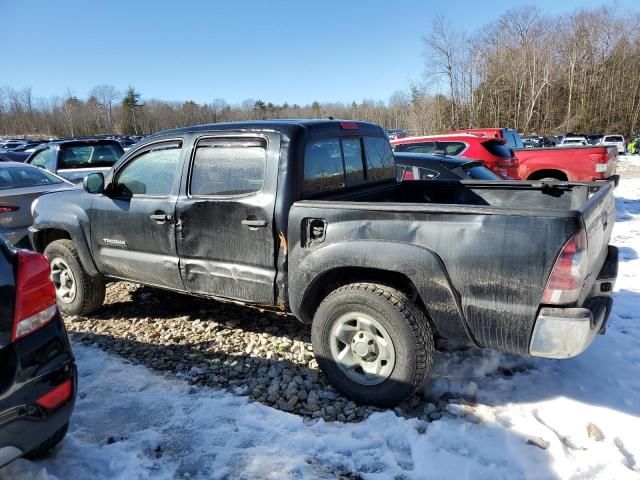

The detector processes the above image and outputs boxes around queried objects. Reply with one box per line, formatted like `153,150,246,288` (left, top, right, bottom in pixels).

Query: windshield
59,143,123,169
604,136,623,142
0,165,63,190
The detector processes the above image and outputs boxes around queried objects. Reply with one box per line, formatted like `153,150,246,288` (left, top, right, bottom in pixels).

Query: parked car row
0,119,620,467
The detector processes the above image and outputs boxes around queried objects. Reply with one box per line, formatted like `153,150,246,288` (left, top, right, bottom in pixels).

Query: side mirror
83,172,104,194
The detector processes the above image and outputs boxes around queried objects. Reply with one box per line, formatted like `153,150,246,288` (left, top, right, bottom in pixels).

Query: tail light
0,206,19,213
12,250,58,342
36,379,72,410
495,158,516,168
403,169,415,180
340,122,359,130
542,229,588,304
590,153,609,173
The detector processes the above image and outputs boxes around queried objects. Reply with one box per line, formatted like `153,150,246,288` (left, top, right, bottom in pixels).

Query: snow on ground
2,180,640,480
618,154,640,170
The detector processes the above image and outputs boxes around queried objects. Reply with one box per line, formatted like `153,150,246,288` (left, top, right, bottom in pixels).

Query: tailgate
579,183,616,303
605,146,618,177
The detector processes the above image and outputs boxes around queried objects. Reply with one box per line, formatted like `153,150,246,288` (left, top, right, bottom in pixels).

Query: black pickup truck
30,120,618,407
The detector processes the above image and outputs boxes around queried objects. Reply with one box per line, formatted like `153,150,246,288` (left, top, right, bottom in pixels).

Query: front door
176,134,278,304
90,139,185,290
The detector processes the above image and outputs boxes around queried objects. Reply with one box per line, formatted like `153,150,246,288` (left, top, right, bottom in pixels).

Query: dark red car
390,133,519,179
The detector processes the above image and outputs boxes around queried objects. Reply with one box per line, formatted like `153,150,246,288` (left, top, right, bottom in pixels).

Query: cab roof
148,119,386,139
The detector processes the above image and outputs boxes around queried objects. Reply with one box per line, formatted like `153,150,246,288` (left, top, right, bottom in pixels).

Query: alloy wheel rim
50,258,77,304
329,312,396,386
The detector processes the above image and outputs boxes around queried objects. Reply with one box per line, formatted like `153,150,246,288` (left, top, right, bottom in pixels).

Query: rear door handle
241,219,268,228
150,212,171,223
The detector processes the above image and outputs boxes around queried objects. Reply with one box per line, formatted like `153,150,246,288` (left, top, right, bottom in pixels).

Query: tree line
1,3,638,138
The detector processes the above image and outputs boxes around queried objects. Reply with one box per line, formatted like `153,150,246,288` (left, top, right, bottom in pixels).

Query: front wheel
311,283,435,407
44,239,105,316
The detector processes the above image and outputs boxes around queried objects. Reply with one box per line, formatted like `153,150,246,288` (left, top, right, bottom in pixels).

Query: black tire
44,239,105,316
311,283,435,407
24,422,69,459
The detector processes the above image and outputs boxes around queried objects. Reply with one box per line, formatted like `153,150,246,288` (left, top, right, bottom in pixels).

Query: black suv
0,236,76,467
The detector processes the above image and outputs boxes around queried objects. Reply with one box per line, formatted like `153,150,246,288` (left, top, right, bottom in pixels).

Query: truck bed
288,180,615,355
313,179,606,213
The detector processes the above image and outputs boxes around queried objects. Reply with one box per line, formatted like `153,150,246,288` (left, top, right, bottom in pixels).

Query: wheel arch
32,219,100,277
526,169,569,181
289,240,475,346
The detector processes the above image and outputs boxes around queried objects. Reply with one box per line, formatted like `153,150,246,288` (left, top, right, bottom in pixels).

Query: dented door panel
175,132,280,304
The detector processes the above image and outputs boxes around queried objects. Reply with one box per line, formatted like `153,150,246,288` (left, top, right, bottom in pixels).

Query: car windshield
59,143,123,169
0,166,63,190
604,136,623,142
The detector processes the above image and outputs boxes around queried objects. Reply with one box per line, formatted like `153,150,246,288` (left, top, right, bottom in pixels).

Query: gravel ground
67,282,443,423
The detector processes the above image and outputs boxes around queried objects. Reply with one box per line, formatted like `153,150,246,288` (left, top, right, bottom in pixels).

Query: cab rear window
303,136,395,195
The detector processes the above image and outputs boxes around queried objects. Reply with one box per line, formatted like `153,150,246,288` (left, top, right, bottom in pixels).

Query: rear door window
190,138,266,196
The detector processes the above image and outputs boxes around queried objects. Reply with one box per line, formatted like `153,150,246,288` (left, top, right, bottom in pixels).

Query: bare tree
90,85,120,132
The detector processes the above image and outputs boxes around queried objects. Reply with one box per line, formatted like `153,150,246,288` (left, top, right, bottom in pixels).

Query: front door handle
241,218,268,228
150,212,171,223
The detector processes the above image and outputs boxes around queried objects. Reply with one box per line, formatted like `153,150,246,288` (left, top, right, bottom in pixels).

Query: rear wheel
44,240,105,316
311,283,435,407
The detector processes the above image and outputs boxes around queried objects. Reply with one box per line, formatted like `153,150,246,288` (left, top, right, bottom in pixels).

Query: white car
558,136,588,147
599,135,625,154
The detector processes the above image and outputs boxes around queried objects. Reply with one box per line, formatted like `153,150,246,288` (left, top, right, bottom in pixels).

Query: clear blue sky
0,0,635,106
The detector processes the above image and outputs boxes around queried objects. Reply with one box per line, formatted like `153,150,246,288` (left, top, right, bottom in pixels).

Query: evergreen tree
121,86,144,134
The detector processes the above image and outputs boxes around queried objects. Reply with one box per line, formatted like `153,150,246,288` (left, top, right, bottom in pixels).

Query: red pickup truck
451,128,619,183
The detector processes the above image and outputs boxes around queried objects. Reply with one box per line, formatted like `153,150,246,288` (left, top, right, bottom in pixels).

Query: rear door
90,139,184,290
175,133,278,304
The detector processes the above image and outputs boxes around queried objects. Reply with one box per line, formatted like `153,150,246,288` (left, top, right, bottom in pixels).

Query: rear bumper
606,174,620,188
0,315,77,467
529,246,618,359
